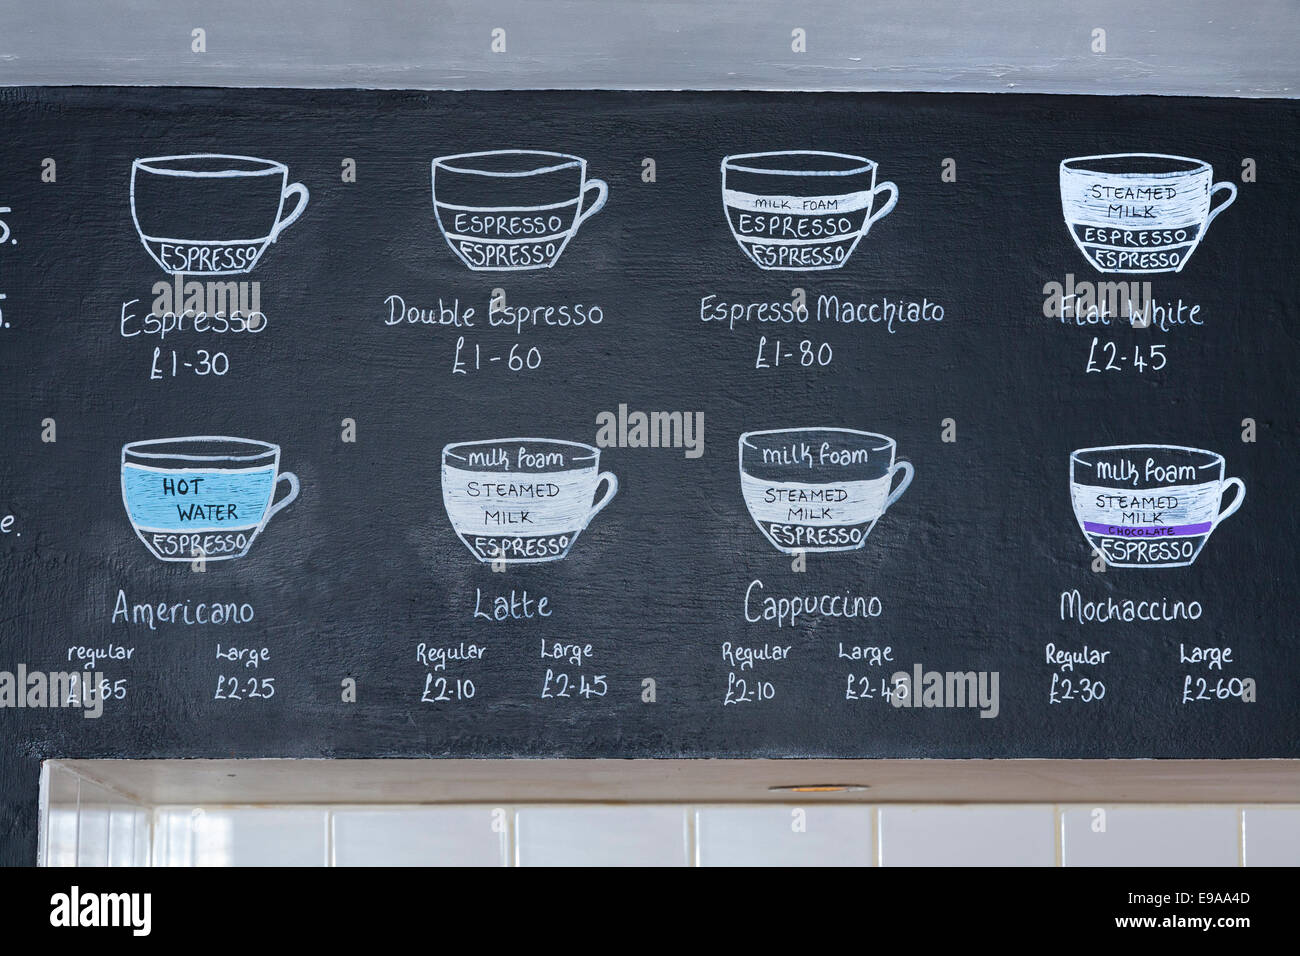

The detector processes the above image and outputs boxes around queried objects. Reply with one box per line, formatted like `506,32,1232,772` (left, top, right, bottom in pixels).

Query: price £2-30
1049,673,1106,703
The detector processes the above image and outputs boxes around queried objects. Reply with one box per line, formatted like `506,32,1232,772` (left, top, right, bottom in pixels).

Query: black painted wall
0,89,1296,864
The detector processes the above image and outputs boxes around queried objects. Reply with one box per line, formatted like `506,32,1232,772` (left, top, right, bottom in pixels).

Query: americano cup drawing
130,154,309,275
1059,153,1236,274
739,428,913,554
441,438,618,563
721,150,898,271
1069,444,1244,568
121,437,300,562
431,150,608,271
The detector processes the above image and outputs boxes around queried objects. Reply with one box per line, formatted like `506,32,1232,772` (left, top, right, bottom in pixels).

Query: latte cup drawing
441,438,618,563
431,150,608,271
721,150,898,271
131,154,309,275
1069,444,1244,568
739,428,913,554
121,437,300,562
1059,153,1236,274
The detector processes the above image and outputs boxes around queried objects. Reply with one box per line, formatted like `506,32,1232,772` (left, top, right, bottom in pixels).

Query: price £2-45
1085,338,1167,374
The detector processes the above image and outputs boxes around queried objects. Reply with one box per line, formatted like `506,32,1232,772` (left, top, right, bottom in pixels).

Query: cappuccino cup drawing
121,437,300,562
131,154,309,275
721,150,898,271
1059,153,1236,274
1069,444,1244,568
431,150,608,271
739,428,913,554
441,438,618,564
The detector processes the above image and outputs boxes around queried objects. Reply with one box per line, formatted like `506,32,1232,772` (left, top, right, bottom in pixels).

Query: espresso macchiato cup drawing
739,428,913,554
121,437,300,562
431,150,608,271
721,150,898,271
131,154,309,275
1059,153,1237,274
441,438,618,564
1069,444,1244,568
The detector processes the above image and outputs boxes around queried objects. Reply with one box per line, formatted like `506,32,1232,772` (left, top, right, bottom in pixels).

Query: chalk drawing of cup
121,437,300,562
130,154,309,275
431,150,608,271
441,438,617,564
739,428,913,554
721,150,898,271
1069,444,1244,568
1059,153,1237,274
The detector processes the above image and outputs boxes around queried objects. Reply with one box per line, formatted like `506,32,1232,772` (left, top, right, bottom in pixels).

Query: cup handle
1215,476,1245,525
864,180,899,232
266,471,300,522
586,471,618,524
575,178,608,228
883,460,914,511
1204,181,1237,232
271,182,310,242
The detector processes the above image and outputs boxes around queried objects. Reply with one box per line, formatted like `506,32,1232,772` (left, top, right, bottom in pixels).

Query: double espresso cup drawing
739,428,913,554
721,150,898,271
121,437,300,562
431,150,608,271
130,153,310,275
441,438,618,564
1069,444,1244,568
1059,153,1236,274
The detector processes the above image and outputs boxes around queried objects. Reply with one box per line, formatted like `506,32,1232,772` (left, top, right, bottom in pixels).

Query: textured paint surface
0,89,1297,867
0,1,1296,95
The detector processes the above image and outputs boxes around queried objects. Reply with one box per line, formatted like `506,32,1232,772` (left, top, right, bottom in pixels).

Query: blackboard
1,89,1297,861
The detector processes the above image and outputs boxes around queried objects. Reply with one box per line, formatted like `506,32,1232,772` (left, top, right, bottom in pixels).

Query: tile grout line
687,806,698,867
1054,804,1064,867
1238,806,1245,867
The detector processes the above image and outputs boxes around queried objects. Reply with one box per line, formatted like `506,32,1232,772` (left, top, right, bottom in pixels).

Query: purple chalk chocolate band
1083,521,1213,538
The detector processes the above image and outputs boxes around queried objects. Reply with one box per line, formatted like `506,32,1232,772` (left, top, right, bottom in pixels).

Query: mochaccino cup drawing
1069,444,1244,568
441,438,618,563
721,150,898,271
739,428,914,554
431,150,608,271
1059,153,1236,274
121,437,300,562
130,154,309,275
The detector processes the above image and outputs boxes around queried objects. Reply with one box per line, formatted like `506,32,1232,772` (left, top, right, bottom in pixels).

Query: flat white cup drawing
441,438,617,563
1059,153,1236,274
131,154,309,275
121,437,300,562
739,428,913,554
721,150,898,271
1069,444,1244,568
431,150,608,271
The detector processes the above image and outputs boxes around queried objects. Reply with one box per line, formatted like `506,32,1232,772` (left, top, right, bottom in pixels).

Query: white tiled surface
879,805,1056,866
333,808,508,866
41,764,1300,867
1243,808,1300,867
696,806,872,866
515,806,690,867
154,808,329,867
1061,806,1241,867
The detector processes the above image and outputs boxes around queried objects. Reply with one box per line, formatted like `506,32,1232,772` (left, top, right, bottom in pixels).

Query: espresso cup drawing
121,437,300,562
1069,444,1244,568
1059,153,1236,274
130,154,309,275
441,438,618,564
431,150,608,271
739,428,913,554
721,150,898,271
